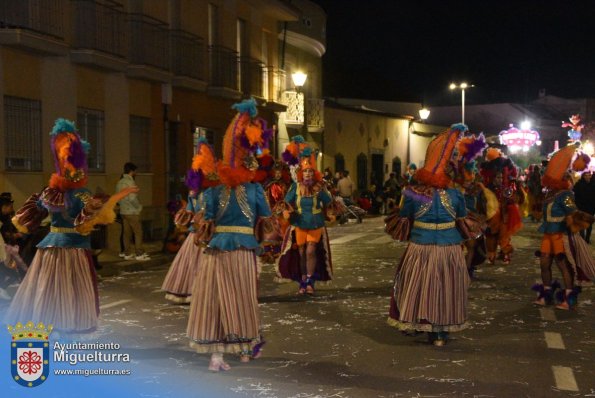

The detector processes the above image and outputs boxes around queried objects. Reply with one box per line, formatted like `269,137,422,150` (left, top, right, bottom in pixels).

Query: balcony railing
208,45,238,90
307,98,324,131
128,13,169,70
0,0,65,39
171,29,205,81
71,0,127,58
239,56,264,97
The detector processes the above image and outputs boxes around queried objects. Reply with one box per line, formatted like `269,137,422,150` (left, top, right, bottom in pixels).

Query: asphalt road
2,217,595,397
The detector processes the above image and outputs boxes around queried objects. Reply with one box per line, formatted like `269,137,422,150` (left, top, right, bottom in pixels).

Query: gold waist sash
215,226,254,234
50,226,79,234
413,221,456,230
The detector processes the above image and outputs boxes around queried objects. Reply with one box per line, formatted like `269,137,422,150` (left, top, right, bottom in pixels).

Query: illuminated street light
418,108,430,121
291,71,307,89
449,82,474,124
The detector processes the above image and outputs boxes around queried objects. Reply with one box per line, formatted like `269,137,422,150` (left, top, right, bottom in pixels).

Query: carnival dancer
186,98,275,371
161,137,218,303
455,134,488,277
386,124,481,346
480,148,524,265
5,119,138,332
276,136,338,295
526,164,545,222
533,144,595,309
259,159,291,264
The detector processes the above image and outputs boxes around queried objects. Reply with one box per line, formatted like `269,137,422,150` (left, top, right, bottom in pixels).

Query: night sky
311,0,595,106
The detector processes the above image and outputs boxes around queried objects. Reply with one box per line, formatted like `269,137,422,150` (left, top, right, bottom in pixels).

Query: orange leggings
540,233,565,255
295,227,323,246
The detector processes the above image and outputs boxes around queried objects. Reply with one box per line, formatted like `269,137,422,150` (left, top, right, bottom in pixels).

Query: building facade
0,0,300,251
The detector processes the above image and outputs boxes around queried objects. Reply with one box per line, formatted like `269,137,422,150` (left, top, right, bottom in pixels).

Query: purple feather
185,169,202,191
462,134,488,162
282,150,299,166
402,187,433,203
68,134,88,170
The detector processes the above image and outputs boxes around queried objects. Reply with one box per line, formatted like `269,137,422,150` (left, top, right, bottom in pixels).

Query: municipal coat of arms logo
7,321,53,387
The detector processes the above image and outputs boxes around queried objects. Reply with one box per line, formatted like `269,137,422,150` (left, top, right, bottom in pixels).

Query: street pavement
2,216,595,397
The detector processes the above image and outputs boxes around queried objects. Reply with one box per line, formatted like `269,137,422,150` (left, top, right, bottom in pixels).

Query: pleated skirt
5,248,99,332
161,232,202,303
388,243,469,332
186,249,260,354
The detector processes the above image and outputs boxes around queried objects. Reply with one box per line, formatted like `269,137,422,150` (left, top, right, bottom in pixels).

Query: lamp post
449,82,473,124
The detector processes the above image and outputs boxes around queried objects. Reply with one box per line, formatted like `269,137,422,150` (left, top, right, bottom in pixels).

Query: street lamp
449,82,474,124
418,108,430,121
291,71,307,91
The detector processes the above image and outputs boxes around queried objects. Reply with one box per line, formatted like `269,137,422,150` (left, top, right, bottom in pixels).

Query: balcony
70,0,128,71
239,57,265,99
127,13,171,82
207,45,240,99
0,0,68,55
170,29,206,92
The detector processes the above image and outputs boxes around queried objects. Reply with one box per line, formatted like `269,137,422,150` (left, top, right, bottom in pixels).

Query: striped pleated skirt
5,248,99,332
186,249,260,354
388,243,469,333
161,232,202,303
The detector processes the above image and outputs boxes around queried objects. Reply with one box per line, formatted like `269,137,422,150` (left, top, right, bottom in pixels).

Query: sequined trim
215,226,254,234
74,191,92,205
216,187,231,222
563,193,576,211
413,221,455,230
414,199,432,218
235,185,254,223
438,189,456,218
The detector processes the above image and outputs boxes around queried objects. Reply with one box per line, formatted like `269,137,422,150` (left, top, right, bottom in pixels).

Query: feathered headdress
281,135,321,182
217,98,273,186
542,143,590,190
414,123,467,188
49,118,90,191
253,150,274,183
456,133,487,184
189,136,219,190
480,147,518,187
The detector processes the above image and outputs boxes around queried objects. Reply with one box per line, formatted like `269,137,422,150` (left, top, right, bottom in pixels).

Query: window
76,108,105,172
4,96,42,171
334,153,345,173
130,115,152,172
357,153,368,191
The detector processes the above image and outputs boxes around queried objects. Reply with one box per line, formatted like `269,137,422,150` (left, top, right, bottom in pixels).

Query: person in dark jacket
573,171,595,243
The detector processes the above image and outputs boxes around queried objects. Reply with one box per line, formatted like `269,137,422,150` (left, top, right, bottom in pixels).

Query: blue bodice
400,188,467,245
204,183,271,251
285,183,332,230
539,190,576,234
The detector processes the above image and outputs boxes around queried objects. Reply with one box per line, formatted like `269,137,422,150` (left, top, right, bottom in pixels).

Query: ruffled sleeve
12,193,49,234
174,209,194,227
193,210,214,246
73,191,119,236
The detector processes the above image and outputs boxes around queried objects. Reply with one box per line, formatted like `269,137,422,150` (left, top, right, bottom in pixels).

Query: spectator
337,170,354,204
116,162,150,261
383,173,400,214
573,171,595,243
323,167,334,188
